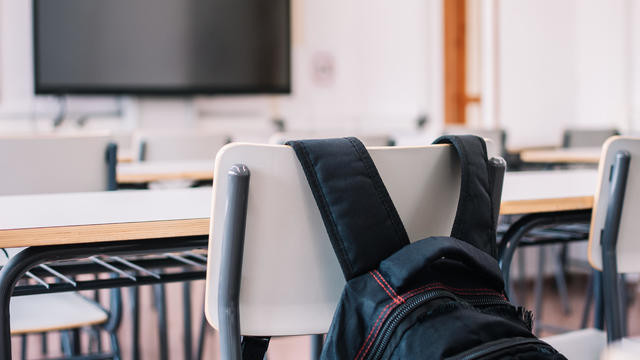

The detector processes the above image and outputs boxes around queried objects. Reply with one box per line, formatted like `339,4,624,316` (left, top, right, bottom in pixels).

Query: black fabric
433,135,496,258
241,336,270,360
286,137,410,280
287,135,564,360
378,236,504,292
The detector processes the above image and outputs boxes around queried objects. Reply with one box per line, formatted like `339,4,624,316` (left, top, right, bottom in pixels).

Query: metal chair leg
533,246,546,334
71,328,81,355
593,270,604,330
619,274,628,337
109,332,122,360
515,249,526,305
61,331,73,357
128,286,140,360
102,277,123,360
21,335,27,360
310,334,324,360
153,284,169,360
552,246,571,315
41,332,47,356
184,281,193,360
580,272,594,329
196,311,208,360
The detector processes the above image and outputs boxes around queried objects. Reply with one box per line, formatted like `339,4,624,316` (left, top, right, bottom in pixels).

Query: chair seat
10,293,108,335
602,338,640,359
543,328,606,360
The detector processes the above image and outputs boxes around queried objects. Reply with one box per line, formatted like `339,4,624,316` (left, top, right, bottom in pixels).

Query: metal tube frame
218,164,250,360
0,235,208,359
498,210,592,298
215,158,506,360
601,151,631,343
497,209,599,331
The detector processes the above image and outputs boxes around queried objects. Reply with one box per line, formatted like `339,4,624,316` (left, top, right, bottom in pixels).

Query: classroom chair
504,136,640,359
0,134,120,358
268,131,395,146
562,128,620,148
204,141,506,359
0,134,117,195
133,130,232,162
109,130,135,163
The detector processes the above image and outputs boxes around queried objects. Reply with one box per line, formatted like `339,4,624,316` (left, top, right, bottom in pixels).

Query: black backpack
285,135,566,360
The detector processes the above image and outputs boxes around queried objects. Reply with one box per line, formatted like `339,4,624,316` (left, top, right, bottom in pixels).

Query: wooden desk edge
0,218,210,248
116,171,213,184
519,151,600,164
500,196,594,215
0,196,595,246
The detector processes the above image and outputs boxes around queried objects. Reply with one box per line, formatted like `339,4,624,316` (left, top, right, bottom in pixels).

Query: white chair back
0,134,113,195
268,131,393,146
563,128,619,148
134,131,231,161
589,136,640,273
109,130,133,153
205,143,464,335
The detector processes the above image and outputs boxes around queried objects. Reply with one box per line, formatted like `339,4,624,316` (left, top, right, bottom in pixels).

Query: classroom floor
12,275,640,359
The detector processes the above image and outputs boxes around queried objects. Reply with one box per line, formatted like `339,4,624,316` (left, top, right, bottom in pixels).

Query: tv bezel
32,0,291,96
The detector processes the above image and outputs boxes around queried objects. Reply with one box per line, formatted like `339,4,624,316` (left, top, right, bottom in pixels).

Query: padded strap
433,135,496,257
287,137,410,281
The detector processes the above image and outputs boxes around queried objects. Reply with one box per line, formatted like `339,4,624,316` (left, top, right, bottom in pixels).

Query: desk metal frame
0,235,208,360
498,149,632,341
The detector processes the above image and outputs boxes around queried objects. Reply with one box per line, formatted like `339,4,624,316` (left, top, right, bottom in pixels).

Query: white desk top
519,147,602,164
0,169,598,247
116,160,214,183
0,187,212,247
501,169,597,214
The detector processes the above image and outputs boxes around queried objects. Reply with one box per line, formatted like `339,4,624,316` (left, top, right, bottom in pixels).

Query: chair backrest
563,128,619,148
0,134,114,196
589,136,640,273
205,142,475,336
134,131,231,161
109,131,133,153
269,131,394,146
443,126,507,158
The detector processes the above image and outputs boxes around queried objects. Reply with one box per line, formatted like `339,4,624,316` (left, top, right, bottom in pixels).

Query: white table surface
0,187,211,230
0,187,212,247
500,169,597,214
502,169,597,202
0,168,599,247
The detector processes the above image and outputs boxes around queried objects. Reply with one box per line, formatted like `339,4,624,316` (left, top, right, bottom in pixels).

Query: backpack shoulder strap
287,137,410,281
433,135,497,257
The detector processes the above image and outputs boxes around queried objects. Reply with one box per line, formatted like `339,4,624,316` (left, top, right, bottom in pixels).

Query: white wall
0,0,441,136
498,0,639,148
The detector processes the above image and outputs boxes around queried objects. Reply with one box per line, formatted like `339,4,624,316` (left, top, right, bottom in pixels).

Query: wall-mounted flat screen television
33,0,290,95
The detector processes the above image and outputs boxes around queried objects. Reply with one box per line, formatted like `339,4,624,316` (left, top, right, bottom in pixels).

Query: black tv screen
33,0,290,95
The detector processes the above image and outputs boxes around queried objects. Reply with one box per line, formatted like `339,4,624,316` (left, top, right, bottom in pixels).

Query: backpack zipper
446,337,553,360
364,289,509,360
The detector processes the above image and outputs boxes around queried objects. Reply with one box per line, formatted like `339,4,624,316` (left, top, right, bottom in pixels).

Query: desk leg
0,247,47,360
153,284,169,360
183,281,192,360
498,210,592,300
0,237,208,360
129,286,140,360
